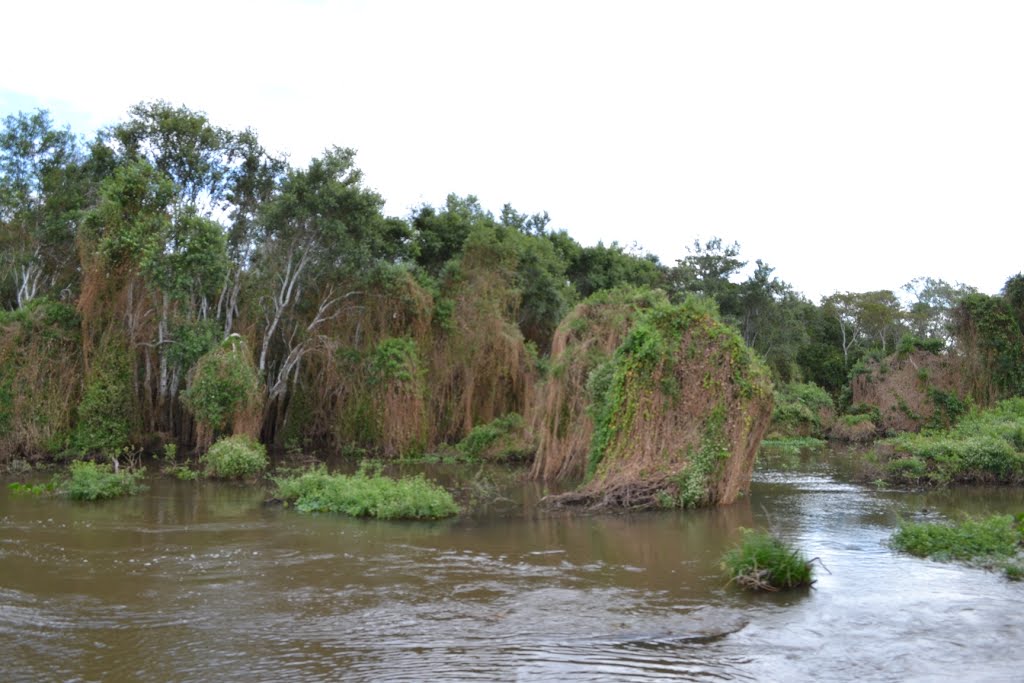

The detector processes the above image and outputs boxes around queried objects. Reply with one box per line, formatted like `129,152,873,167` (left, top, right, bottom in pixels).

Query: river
2,447,1023,682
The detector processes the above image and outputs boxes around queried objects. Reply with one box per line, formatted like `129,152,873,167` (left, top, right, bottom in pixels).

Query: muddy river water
2,449,1023,682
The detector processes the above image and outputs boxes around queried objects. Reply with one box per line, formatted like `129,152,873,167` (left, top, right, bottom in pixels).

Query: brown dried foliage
529,290,663,482
851,349,968,433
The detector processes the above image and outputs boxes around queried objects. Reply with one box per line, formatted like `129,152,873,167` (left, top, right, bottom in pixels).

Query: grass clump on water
890,514,1024,579
272,464,459,520
721,528,815,591
65,460,145,500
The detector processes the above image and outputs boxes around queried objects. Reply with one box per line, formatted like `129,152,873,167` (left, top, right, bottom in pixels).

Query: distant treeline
1,102,1022,459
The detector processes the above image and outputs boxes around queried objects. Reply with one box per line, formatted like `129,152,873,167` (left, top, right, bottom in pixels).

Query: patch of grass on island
272,465,459,520
890,514,1024,580
721,528,815,591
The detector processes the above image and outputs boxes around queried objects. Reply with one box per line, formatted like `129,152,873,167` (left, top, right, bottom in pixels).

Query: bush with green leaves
771,382,835,437
65,460,145,500
181,336,261,434
201,435,268,479
456,412,532,460
273,465,459,519
721,528,815,591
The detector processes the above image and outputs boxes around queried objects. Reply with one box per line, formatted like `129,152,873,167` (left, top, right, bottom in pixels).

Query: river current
2,448,1022,682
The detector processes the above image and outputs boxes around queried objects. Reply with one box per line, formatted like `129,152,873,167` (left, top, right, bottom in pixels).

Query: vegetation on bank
875,398,1024,486
8,459,145,500
201,434,268,479
455,412,534,461
769,382,834,438
721,528,816,591
2,102,1023,489
272,465,459,519
890,514,1024,580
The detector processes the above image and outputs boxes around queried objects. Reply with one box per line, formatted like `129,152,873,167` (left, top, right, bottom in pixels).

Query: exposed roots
542,478,673,512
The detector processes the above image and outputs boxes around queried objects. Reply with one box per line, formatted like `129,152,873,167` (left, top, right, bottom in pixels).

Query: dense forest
2,102,1023,468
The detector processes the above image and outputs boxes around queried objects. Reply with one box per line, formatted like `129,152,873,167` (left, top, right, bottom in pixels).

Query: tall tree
254,147,390,404
902,276,976,344
0,110,83,307
668,237,745,318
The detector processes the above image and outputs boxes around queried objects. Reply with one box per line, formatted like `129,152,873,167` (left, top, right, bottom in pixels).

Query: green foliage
565,240,665,300
759,436,827,455
72,338,133,456
369,337,421,384
881,398,1024,485
586,296,770,480
167,318,220,375
844,403,881,424
85,159,175,272
897,333,944,356
674,406,731,508
8,479,60,496
201,434,268,479
272,465,459,519
181,336,261,432
456,413,531,461
771,382,834,437
890,515,1023,576
65,460,145,500
720,528,814,591
927,388,969,429
953,293,1024,400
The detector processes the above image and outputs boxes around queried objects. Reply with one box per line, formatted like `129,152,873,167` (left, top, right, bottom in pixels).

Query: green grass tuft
721,528,815,591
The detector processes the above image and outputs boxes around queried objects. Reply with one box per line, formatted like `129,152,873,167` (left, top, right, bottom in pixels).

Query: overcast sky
2,0,1022,303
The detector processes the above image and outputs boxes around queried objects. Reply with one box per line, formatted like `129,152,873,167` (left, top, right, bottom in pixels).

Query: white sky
2,0,1022,303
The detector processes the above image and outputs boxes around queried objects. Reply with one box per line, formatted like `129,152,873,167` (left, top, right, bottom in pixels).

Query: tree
736,261,808,381
107,100,234,212
667,237,745,319
565,240,664,299
0,110,84,307
412,194,493,275
903,276,976,344
254,147,389,402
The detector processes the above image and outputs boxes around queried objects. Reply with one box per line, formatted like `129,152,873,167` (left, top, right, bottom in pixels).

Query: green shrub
456,412,532,460
885,456,928,483
273,466,459,520
65,460,145,500
201,435,268,479
720,528,814,591
897,334,945,356
181,336,262,433
771,382,834,437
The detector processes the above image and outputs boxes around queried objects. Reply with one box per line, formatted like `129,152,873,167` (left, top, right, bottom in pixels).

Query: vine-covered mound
530,287,668,482
547,298,773,511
